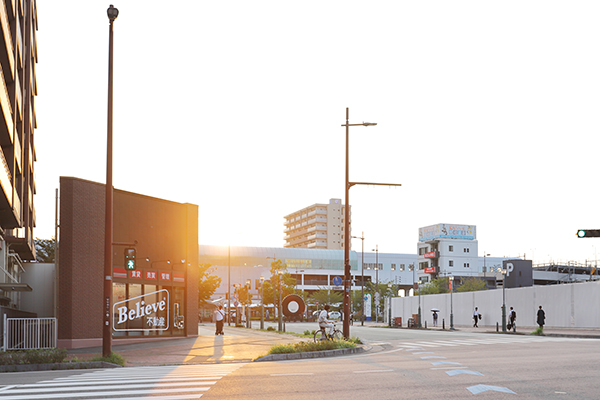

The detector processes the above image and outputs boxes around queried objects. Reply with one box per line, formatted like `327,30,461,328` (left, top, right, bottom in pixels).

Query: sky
33,1,600,265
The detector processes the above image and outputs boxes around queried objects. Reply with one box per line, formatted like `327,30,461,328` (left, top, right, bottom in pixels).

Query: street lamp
342,108,377,338
497,267,507,332
372,245,379,323
449,275,455,330
387,284,393,327
103,4,119,358
246,279,251,328
417,280,422,328
260,276,265,330
351,233,365,325
277,269,284,332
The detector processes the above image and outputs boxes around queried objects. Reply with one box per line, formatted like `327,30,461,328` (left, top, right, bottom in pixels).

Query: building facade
0,0,39,313
58,177,199,349
283,199,348,249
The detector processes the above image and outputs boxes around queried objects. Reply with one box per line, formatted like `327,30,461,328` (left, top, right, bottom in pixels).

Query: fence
3,315,57,350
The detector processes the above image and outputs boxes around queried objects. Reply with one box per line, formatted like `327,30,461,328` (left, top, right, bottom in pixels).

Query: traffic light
576,229,600,238
124,248,136,270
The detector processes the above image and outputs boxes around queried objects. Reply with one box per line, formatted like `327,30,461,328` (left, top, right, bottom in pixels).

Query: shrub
530,326,545,336
90,352,125,366
268,339,356,355
0,348,67,365
266,326,275,331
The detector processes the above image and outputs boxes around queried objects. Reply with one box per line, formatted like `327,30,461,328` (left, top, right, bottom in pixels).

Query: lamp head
107,5,119,22
362,122,377,126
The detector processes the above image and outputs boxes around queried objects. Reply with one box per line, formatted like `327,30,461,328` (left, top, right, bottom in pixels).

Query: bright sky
34,1,600,265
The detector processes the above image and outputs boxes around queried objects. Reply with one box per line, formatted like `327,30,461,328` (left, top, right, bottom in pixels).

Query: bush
0,348,67,365
268,340,356,355
266,326,275,331
530,326,545,336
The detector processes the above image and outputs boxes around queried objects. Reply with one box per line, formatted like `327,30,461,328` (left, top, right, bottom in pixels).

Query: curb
254,345,365,362
0,361,121,373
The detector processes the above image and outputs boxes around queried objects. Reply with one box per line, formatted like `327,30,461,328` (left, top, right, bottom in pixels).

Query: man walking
473,307,480,327
214,305,225,335
508,306,516,331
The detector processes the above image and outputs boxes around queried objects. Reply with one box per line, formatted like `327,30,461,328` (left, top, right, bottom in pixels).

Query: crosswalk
395,335,576,349
0,363,245,400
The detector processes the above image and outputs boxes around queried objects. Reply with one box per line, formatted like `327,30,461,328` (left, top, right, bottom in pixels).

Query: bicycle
313,324,343,342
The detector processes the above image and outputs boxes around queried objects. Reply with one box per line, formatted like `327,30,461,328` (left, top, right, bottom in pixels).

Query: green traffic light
578,230,587,238
577,229,600,238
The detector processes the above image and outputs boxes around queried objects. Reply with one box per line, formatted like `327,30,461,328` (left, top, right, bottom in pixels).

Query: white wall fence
3,315,57,350
389,280,600,329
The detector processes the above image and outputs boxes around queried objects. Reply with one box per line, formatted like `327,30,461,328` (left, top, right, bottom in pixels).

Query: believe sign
113,289,170,331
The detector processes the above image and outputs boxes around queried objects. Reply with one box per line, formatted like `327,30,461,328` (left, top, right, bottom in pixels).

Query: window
409,264,414,271
464,248,470,253
391,263,396,271
449,260,454,267
400,264,405,271
464,263,470,268
449,245,454,252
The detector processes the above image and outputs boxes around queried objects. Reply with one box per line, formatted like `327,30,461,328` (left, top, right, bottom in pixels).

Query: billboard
503,260,533,288
419,223,476,242
113,289,170,331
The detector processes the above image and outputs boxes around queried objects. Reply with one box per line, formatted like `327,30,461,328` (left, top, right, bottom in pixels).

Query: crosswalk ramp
0,363,245,400
397,335,576,349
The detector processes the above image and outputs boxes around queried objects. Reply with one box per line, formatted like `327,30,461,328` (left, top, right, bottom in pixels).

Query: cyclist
318,304,334,338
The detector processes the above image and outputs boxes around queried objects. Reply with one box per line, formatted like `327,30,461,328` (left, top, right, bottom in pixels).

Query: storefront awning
0,283,32,292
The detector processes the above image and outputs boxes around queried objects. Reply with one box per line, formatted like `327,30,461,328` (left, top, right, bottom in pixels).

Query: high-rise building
283,199,349,249
0,1,39,305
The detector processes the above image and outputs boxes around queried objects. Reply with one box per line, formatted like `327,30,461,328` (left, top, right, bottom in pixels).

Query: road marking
270,373,314,376
446,369,484,376
353,369,394,374
420,356,446,359
431,366,468,370
467,384,516,395
431,361,462,366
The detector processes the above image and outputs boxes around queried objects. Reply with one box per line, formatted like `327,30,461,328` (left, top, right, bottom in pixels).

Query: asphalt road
204,323,600,399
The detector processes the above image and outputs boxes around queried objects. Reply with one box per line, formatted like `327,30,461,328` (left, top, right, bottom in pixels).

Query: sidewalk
67,324,307,367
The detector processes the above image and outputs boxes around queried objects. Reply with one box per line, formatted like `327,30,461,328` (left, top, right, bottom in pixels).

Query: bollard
496,322,499,332
424,321,427,329
442,319,445,330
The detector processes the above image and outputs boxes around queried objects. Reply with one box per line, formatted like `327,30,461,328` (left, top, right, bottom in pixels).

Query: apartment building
0,1,39,309
283,199,348,249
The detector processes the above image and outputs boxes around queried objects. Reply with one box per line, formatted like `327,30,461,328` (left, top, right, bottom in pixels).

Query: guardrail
3,315,57,350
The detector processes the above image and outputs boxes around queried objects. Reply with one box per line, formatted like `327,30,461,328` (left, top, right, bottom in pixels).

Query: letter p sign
506,262,514,277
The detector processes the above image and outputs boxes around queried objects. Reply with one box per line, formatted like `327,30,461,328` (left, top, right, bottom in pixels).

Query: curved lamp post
103,4,119,358
449,275,455,330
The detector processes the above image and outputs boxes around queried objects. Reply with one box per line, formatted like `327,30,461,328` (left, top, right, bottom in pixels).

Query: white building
283,199,347,250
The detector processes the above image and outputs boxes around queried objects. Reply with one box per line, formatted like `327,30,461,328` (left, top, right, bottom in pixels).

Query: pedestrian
473,307,480,327
508,306,516,331
214,305,224,335
537,305,545,329
266,309,270,321
433,311,438,327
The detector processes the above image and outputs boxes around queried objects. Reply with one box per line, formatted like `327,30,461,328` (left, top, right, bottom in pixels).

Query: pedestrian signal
577,229,600,238
125,248,136,270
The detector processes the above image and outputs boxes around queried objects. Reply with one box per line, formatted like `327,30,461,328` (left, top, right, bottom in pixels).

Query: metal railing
3,315,57,350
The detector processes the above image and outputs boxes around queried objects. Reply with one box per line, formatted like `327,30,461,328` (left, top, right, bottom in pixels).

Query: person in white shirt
214,305,224,335
473,307,479,327
318,304,334,337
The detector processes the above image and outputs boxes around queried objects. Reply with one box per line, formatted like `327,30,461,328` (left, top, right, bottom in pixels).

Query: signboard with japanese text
419,223,476,242
113,289,170,332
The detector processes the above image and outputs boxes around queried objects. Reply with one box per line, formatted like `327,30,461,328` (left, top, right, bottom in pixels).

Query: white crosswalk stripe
0,363,245,400
398,335,575,349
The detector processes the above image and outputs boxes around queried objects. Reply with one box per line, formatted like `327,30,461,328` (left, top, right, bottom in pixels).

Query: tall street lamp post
341,108,402,338
417,279,422,328
103,4,119,358
449,275,455,330
351,233,365,325
372,245,379,323
277,270,284,332
246,279,251,328
260,276,265,330
498,267,507,332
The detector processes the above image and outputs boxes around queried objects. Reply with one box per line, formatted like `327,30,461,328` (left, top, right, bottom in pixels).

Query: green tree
309,289,343,309
34,238,56,263
456,277,487,293
261,259,296,305
198,264,222,307
418,277,449,295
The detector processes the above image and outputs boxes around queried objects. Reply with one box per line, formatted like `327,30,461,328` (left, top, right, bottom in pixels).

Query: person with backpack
508,307,516,331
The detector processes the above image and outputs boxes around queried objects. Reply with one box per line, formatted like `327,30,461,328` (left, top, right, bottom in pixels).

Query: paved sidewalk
68,324,307,367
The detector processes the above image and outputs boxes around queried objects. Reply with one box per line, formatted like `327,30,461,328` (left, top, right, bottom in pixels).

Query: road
0,323,598,399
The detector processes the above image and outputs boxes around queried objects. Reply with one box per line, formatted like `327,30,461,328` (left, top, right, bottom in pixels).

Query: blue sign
333,276,343,286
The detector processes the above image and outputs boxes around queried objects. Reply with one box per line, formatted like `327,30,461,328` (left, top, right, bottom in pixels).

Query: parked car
328,311,341,320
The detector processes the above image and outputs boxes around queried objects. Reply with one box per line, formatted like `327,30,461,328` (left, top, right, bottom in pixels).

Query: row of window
363,263,415,271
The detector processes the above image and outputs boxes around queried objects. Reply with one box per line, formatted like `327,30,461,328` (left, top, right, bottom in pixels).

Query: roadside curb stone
254,345,366,362
0,361,121,373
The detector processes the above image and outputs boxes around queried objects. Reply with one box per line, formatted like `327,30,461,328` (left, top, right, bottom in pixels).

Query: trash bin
394,317,402,327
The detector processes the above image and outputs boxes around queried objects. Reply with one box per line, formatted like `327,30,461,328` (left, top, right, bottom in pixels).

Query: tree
418,277,449,295
309,289,343,309
34,238,56,263
456,277,487,293
198,264,222,307
261,259,296,306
